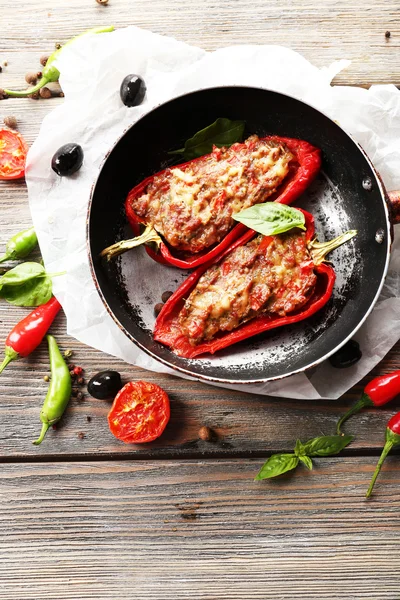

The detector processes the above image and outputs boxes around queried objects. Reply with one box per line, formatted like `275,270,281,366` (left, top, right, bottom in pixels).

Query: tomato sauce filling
178,230,317,345
129,135,293,254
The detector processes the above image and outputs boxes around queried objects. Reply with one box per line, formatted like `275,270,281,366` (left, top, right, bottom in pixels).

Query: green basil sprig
169,118,246,161
255,434,353,480
0,262,64,307
233,202,306,237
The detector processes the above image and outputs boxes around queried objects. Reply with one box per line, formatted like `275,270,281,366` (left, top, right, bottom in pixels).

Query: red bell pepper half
101,136,321,267
153,209,356,358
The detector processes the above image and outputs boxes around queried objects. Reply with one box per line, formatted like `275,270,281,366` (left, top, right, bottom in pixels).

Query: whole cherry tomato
0,128,28,180
108,381,170,443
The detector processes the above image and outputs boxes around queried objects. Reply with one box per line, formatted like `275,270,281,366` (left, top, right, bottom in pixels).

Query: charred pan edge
87,86,392,386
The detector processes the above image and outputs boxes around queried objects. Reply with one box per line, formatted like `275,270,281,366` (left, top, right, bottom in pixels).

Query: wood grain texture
0,328,400,459
0,0,399,87
1,459,400,599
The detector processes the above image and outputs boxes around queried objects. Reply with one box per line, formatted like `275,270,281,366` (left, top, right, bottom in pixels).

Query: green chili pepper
0,227,38,263
5,26,114,98
33,335,72,445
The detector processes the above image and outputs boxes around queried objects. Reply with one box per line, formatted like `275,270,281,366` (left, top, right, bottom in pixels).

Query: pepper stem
0,346,19,375
32,422,50,446
366,440,394,498
0,254,10,264
100,225,162,261
309,230,357,265
336,393,373,435
4,77,49,98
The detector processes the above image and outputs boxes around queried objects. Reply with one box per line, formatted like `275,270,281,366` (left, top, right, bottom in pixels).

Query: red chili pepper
154,209,353,358
0,297,61,374
336,370,400,434
366,411,400,498
122,136,321,269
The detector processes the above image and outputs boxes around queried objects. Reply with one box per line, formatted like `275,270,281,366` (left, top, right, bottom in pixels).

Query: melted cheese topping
178,231,317,345
130,135,293,254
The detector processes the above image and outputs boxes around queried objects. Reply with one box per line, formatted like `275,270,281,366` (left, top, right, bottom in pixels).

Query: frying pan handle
388,191,400,224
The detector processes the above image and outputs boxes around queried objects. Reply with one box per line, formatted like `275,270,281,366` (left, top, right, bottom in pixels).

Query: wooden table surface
1,2,400,598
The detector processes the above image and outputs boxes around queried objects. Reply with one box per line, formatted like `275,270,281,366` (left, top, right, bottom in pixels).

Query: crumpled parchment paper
26,26,400,400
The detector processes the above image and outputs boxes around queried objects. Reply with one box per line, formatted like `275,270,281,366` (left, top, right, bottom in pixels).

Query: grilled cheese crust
130,135,293,254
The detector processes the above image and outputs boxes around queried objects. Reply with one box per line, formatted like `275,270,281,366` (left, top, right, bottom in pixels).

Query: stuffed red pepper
153,209,356,358
101,135,321,267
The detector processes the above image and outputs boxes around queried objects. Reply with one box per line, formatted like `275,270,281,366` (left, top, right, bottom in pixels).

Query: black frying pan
87,86,398,384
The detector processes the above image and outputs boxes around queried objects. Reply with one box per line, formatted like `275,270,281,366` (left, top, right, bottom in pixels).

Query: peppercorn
198,426,214,441
64,349,73,359
3,115,17,129
43,375,50,382
154,302,164,317
96,0,109,4
29,92,39,100
87,416,92,423
59,92,65,98
55,43,62,50
73,366,83,376
68,363,75,370
3,61,8,67
37,71,42,79
25,71,38,85
77,431,85,439
0,66,2,73
0,89,8,100
76,391,84,401
40,55,49,67
39,86,51,99
161,291,173,303
385,30,391,39
77,377,84,385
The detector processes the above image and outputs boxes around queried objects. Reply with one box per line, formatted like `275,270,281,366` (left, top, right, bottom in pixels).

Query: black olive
329,340,362,369
120,74,146,107
51,143,84,176
87,370,123,399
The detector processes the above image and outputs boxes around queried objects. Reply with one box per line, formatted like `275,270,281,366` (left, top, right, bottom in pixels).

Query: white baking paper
25,26,400,399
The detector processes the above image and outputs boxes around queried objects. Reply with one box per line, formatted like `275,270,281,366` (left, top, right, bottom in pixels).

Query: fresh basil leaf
0,262,45,290
169,118,246,160
0,276,52,307
299,455,313,470
301,434,353,457
294,439,306,457
255,453,299,480
233,202,306,237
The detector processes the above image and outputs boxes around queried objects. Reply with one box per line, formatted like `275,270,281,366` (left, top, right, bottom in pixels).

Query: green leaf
0,276,52,307
299,455,313,470
233,203,306,237
0,262,45,290
301,434,353,457
169,118,246,160
294,439,306,457
255,453,299,480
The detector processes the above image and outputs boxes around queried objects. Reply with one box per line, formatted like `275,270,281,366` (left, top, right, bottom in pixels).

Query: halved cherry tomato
0,128,28,180
107,381,170,444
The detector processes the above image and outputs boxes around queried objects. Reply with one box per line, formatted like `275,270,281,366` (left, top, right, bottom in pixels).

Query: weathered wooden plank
0,319,399,459
0,459,399,599
0,0,399,88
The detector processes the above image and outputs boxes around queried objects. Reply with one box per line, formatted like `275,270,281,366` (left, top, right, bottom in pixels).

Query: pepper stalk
308,230,357,265
4,26,114,98
100,224,162,261
366,412,400,498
